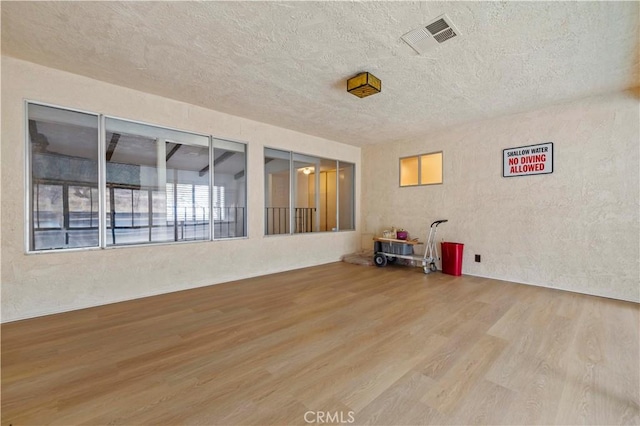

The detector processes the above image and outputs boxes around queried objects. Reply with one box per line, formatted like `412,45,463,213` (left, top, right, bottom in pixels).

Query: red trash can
441,242,464,276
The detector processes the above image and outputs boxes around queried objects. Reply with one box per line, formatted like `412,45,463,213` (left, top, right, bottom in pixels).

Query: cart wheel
423,266,430,274
387,257,397,264
374,254,388,267
430,262,438,272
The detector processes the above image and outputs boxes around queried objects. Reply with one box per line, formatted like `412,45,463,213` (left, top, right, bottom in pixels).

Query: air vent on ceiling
401,14,461,55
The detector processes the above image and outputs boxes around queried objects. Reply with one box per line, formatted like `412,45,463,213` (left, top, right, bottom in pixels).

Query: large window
264,148,355,235
26,102,247,252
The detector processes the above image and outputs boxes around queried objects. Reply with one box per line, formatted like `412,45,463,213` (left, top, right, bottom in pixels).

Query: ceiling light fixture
347,72,381,98
303,168,312,175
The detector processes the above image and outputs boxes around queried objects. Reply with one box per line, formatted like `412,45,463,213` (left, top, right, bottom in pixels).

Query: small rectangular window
400,152,443,187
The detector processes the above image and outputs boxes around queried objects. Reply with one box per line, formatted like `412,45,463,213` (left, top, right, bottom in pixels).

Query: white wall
1,56,361,322
362,90,640,303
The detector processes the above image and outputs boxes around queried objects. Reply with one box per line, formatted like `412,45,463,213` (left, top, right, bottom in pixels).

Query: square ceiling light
347,72,381,98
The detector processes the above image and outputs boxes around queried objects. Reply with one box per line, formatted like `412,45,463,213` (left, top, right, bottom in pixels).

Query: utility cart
373,219,448,274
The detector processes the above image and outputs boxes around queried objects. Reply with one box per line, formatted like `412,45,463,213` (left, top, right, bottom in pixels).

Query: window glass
105,118,209,245
213,139,246,239
35,184,63,229
338,162,355,231
421,152,443,185
150,189,168,242
264,148,291,235
316,159,338,232
28,104,99,250
293,153,319,233
68,186,99,230
400,157,419,186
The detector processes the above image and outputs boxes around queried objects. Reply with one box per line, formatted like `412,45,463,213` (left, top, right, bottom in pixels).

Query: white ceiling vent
401,14,461,54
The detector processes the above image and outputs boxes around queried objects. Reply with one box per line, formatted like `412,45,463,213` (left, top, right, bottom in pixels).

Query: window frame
263,147,292,236
263,146,356,236
337,161,356,231
103,114,213,247
399,151,443,187
25,101,101,253
24,100,248,254
211,137,248,240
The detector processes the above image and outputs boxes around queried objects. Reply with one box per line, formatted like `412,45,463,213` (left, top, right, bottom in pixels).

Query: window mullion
173,171,178,242
209,136,214,241
335,160,340,231
148,189,153,243
98,114,107,248
315,160,320,232
289,151,294,235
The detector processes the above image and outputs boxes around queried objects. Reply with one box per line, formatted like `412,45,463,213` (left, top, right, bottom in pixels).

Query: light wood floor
2,262,639,425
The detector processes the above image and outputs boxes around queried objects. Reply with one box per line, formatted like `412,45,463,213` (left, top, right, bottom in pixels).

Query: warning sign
503,142,553,177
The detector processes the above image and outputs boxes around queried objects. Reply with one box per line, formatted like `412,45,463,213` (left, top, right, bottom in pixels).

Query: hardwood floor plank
555,298,640,425
356,370,438,425
422,334,507,414
416,318,493,380
450,379,516,425
499,357,567,425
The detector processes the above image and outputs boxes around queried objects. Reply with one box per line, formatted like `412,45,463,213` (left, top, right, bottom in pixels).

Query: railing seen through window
102,184,245,245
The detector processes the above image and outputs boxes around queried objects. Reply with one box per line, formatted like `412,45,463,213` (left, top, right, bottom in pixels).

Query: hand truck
373,219,448,274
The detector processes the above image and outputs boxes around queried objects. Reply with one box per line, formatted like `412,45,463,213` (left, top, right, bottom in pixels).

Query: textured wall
1,57,361,322
362,90,640,302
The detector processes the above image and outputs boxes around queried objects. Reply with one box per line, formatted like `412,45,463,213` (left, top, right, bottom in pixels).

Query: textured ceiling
2,1,638,147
